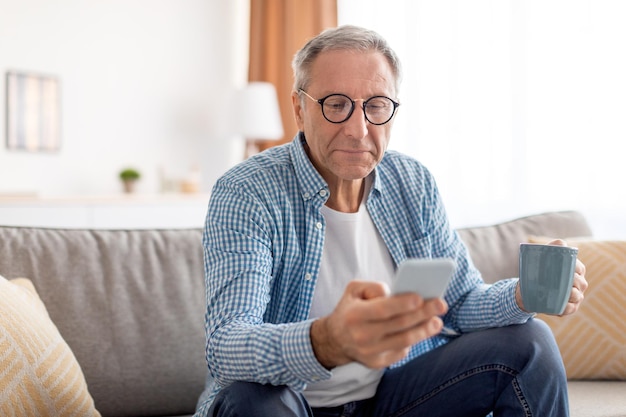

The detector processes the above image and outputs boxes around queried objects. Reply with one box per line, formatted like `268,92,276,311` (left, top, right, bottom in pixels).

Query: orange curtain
248,0,337,153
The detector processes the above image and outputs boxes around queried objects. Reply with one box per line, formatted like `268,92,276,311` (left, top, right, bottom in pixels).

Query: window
339,0,626,238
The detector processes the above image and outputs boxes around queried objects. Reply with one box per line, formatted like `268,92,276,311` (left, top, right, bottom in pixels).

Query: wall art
5,71,61,152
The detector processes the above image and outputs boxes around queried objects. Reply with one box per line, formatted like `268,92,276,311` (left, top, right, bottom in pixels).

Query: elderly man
194,25,587,417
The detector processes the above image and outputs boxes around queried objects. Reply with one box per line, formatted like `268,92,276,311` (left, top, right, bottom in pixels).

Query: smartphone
392,258,456,299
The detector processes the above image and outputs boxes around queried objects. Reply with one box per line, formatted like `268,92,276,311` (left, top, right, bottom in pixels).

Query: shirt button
319,189,327,197
303,192,311,199
315,222,323,230
304,273,312,281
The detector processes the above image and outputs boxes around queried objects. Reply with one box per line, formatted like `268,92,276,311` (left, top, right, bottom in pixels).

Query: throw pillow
0,276,101,416
527,237,626,380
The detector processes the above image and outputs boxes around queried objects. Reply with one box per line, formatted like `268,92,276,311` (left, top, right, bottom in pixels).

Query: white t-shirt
304,181,395,407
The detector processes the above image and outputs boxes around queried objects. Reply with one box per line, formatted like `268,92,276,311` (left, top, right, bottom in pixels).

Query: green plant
119,168,141,181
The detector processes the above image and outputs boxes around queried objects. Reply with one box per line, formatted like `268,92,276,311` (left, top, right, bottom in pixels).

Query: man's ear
291,91,305,131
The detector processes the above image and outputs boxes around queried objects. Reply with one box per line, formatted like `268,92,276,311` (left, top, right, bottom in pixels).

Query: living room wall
0,0,248,196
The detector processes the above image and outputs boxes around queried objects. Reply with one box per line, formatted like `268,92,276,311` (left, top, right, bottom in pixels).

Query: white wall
0,0,249,196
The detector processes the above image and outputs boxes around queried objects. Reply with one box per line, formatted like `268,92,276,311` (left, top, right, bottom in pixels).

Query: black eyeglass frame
298,89,400,126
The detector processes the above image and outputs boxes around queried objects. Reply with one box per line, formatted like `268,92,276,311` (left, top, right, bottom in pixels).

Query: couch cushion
0,276,100,416
0,227,207,417
457,211,593,284
568,381,626,417
529,237,626,380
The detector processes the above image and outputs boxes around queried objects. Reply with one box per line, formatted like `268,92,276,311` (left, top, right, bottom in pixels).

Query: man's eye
325,100,350,112
366,99,390,110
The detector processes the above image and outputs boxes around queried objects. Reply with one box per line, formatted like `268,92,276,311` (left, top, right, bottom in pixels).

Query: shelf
0,193,210,229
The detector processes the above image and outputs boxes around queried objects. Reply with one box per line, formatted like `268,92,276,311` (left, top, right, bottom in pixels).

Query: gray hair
292,25,402,95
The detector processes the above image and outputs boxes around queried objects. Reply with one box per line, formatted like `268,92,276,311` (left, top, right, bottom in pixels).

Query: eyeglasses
298,89,400,125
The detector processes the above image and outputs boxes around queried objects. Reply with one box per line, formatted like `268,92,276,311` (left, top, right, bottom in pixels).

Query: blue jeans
207,319,568,417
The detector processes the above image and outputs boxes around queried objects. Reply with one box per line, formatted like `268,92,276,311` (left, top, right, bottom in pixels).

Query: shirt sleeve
451,278,534,331
413,166,534,332
203,180,331,390
431,218,533,330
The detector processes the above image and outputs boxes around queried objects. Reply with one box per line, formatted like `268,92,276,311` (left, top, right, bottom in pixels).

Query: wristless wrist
310,317,343,370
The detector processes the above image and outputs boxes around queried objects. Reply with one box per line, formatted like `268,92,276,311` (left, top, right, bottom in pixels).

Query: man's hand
310,280,448,370
515,239,588,316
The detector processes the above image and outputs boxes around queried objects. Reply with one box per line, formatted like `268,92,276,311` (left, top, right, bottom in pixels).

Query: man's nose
343,104,369,138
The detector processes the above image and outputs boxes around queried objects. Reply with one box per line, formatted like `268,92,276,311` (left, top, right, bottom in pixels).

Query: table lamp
232,81,284,158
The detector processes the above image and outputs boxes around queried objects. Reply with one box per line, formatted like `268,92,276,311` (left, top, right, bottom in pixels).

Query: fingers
343,307,446,369
365,315,444,356
347,280,390,300
313,281,449,370
353,316,445,369
574,271,588,294
345,280,445,322
544,240,590,317
561,289,584,316
575,259,587,283
347,296,447,337
567,281,585,305
560,267,589,316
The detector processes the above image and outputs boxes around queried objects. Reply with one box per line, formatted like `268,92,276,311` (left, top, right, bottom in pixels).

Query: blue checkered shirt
194,133,532,415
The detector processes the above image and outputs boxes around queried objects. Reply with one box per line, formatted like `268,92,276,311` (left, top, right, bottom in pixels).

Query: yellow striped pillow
527,238,626,380
0,276,101,416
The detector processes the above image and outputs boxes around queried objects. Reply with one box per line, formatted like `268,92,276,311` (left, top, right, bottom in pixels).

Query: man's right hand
310,280,448,370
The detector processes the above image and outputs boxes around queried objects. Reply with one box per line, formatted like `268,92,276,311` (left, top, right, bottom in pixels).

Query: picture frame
5,71,61,152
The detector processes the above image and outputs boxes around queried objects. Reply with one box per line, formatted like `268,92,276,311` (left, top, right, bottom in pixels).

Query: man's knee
208,382,312,417
493,319,565,373
512,319,561,355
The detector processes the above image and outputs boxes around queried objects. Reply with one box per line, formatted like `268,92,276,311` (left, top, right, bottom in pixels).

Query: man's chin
332,165,375,181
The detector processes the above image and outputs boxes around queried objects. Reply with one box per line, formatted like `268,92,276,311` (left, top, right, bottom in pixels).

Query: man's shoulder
379,150,431,179
209,141,311,210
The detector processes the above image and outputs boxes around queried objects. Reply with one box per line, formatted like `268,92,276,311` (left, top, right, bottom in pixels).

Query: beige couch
0,210,623,416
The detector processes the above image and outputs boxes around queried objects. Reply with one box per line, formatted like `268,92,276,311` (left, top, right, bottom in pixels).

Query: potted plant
119,168,141,193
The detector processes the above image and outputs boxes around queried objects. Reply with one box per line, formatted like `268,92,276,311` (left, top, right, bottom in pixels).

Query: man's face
292,50,397,186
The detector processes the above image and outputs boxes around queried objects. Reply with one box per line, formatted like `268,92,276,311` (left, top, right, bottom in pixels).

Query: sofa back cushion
0,227,206,417
457,211,592,283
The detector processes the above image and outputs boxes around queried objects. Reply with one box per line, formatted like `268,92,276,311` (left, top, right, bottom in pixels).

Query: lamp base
244,140,261,159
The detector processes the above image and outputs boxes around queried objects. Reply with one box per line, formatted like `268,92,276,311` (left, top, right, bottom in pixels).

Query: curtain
248,0,337,153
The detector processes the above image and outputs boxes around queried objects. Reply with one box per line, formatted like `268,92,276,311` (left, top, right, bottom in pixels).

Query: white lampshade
233,82,284,140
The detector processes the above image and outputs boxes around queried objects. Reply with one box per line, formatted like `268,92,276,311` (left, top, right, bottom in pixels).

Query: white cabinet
0,194,209,229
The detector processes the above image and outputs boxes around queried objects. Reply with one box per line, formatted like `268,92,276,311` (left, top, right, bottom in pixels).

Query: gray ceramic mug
519,243,578,315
